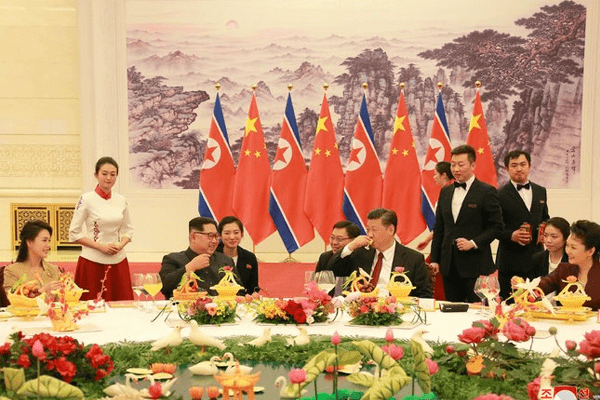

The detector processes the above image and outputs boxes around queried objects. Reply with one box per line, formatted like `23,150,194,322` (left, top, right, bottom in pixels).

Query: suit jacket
216,243,259,293
315,250,335,273
531,250,569,278
496,181,549,277
329,241,433,298
159,247,239,298
431,178,504,278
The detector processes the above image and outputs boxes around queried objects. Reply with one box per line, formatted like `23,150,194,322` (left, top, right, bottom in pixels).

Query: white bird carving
538,347,559,397
189,355,221,375
245,327,271,346
411,328,434,357
188,320,226,350
275,376,308,398
286,327,310,346
103,373,141,397
150,327,183,351
221,352,253,374
139,377,177,398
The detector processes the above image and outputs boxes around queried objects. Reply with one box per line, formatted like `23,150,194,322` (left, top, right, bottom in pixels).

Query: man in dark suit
496,150,549,299
315,221,360,273
430,145,504,303
329,208,432,298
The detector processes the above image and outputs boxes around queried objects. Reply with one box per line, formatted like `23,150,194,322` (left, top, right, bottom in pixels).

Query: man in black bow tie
496,150,549,299
430,145,504,302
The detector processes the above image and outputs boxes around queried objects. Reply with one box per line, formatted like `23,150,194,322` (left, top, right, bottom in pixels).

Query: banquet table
1,301,596,353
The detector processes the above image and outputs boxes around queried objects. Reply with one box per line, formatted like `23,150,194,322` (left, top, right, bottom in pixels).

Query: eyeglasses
193,231,220,241
330,235,350,243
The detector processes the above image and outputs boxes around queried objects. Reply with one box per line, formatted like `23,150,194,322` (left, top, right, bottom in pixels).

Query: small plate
126,368,153,375
152,372,173,380
338,363,362,374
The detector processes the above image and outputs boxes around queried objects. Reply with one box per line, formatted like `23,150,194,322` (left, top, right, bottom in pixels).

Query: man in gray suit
160,216,242,298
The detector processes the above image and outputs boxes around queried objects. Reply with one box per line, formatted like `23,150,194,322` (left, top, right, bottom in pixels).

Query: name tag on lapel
467,204,477,208
246,264,252,269
539,200,545,204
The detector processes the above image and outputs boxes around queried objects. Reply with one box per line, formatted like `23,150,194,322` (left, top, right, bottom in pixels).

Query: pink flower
32,339,46,360
474,319,499,339
382,343,404,360
223,266,233,272
595,362,600,375
205,303,217,316
566,340,577,351
288,368,307,384
385,328,394,343
445,345,455,354
331,331,341,346
458,327,486,344
502,318,533,342
579,330,600,359
526,377,541,400
346,291,361,302
425,358,438,375
394,266,405,273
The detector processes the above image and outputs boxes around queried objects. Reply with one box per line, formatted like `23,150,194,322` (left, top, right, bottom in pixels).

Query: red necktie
370,252,384,286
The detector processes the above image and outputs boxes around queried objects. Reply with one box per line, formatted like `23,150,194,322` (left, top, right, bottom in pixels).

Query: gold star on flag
244,150,251,156
393,115,406,134
315,148,321,155
469,114,481,133
316,116,328,134
402,149,409,156
412,141,416,148
478,147,484,154
392,148,399,155
245,117,258,136
325,149,331,157
254,150,261,158
334,143,338,149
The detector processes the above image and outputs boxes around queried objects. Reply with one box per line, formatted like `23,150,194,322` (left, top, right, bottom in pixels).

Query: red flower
445,345,455,354
579,330,600,359
566,340,577,351
54,357,77,383
382,343,404,360
17,354,31,368
474,319,499,339
502,318,534,342
426,358,438,375
94,368,108,381
360,305,369,314
148,382,162,399
293,310,307,324
526,377,541,400
0,343,11,355
458,327,486,344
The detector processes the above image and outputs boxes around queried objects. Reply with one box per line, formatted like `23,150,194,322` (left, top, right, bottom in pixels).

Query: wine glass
314,271,336,294
132,273,146,310
143,273,162,312
473,276,488,315
483,275,500,315
304,271,316,287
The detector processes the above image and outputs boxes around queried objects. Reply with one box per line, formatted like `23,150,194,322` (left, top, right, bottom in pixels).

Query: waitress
69,156,134,301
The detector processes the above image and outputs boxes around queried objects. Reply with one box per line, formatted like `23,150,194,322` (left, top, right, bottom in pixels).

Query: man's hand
186,253,211,273
429,262,440,275
455,238,475,251
511,229,531,246
348,235,373,251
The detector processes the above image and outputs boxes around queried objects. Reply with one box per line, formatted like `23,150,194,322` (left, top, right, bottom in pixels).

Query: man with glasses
160,216,242,298
315,221,360,273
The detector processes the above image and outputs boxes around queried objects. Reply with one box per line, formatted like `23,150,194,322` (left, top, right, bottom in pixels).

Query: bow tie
517,183,530,191
454,181,467,189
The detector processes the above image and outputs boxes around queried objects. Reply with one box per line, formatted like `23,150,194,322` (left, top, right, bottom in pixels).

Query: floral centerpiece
179,296,237,325
211,266,243,301
345,291,405,326
252,281,334,324
0,331,114,387
387,266,415,299
46,274,94,332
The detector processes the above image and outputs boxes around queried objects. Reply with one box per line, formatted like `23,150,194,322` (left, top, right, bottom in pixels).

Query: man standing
315,221,360,272
496,150,549,299
330,208,433,298
430,145,504,302
160,216,242,298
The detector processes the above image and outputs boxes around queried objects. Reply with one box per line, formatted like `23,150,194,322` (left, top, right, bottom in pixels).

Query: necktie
517,183,530,191
454,181,467,189
370,252,384,286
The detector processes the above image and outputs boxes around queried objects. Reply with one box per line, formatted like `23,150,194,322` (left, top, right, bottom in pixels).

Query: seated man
315,220,360,272
160,216,243,298
330,208,433,298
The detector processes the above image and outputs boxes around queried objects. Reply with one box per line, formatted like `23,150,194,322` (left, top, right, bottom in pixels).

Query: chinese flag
383,89,426,244
232,92,276,245
304,93,345,245
269,93,314,253
421,90,452,230
466,89,498,187
198,92,236,221
343,93,382,234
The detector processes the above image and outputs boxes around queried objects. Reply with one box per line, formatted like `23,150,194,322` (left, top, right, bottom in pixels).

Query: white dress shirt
339,241,397,294
451,174,476,222
512,180,532,211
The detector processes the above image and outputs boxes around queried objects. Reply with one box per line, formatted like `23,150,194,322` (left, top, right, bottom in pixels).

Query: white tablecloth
1,302,596,353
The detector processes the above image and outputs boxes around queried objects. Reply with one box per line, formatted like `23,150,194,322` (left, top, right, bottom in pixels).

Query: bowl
556,295,589,309
387,285,415,299
7,292,45,308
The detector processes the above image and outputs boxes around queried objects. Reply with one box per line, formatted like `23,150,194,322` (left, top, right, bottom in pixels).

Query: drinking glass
132,273,146,310
483,275,500,315
143,273,162,312
473,276,488,315
314,271,336,293
304,271,316,286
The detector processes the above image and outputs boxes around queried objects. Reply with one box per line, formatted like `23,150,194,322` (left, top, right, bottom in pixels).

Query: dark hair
570,220,600,261
218,216,244,235
95,156,119,174
189,216,217,233
503,150,531,168
545,217,570,244
16,220,53,262
332,220,360,239
435,161,454,180
451,144,476,163
367,208,397,232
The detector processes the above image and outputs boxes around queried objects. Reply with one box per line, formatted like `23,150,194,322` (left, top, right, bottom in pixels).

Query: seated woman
216,216,259,293
538,220,600,310
3,220,62,298
531,217,570,277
